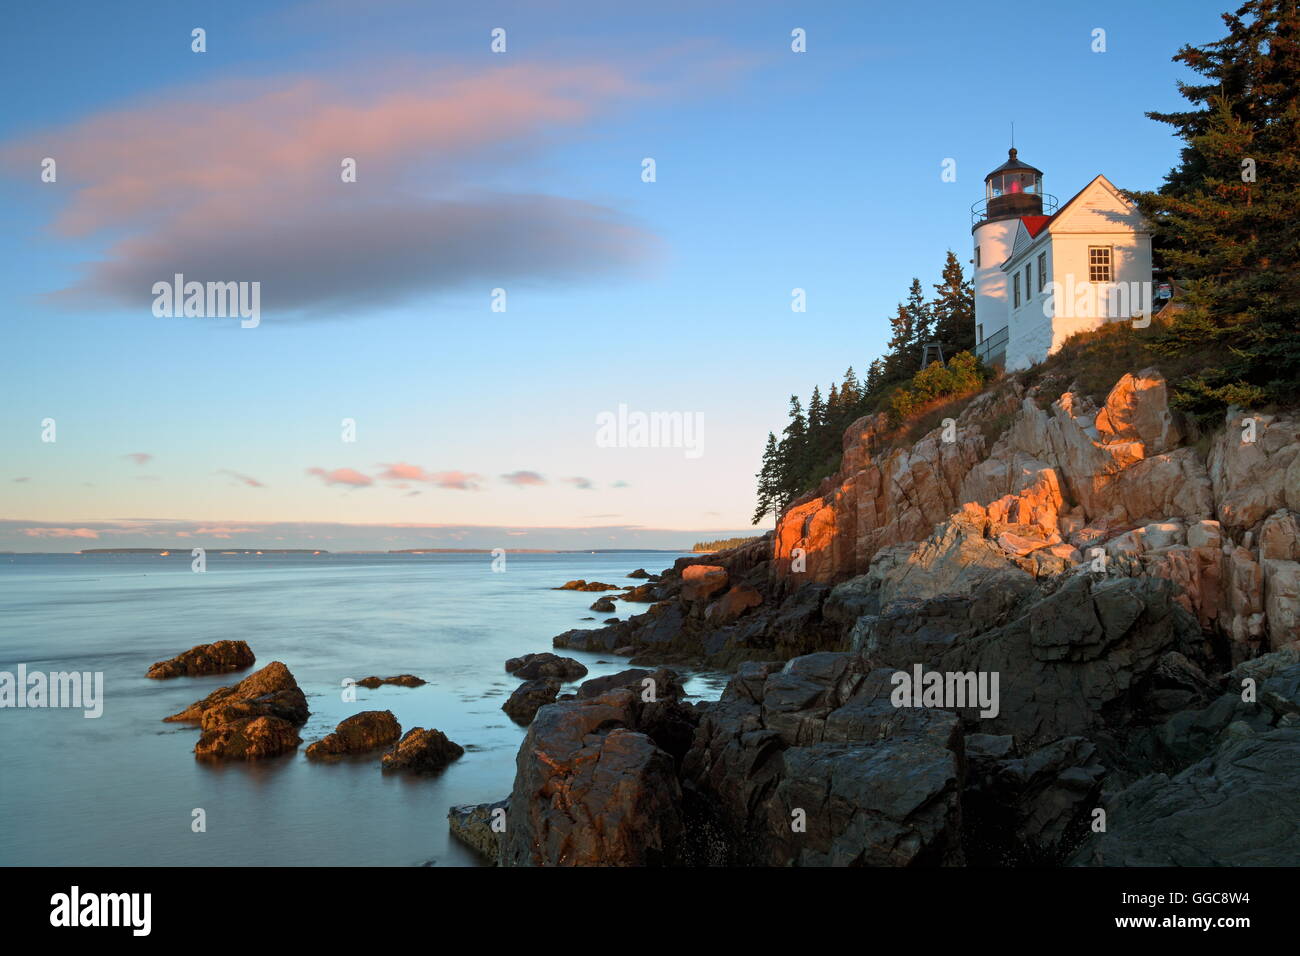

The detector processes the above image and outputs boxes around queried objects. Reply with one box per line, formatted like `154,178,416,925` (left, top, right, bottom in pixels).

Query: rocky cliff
456,366,1300,867
774,368,1299,663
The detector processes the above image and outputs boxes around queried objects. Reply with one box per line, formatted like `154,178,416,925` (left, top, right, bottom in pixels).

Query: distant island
387,548,688,554
64,547,692,556
78,548,326,555
692,536,762,552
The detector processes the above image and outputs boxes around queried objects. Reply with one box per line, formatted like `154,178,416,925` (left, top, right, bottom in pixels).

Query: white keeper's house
970,148,1154,372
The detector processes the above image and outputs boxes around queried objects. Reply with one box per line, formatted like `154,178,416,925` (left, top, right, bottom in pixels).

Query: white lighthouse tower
971,148,1056,367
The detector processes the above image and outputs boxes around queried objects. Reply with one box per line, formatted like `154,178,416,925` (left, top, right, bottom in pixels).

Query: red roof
1020,215,1051,238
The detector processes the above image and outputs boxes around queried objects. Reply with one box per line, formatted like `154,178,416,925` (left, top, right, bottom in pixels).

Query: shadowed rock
355,674,425,688
1071,727,1300,866
499,689,684,866
504,652,587,681
448,799,509,862
502,678,561,724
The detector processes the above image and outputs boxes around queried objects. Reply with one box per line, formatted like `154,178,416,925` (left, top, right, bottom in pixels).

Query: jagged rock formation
774,370,1298,659
478,366,1300,866
497,687,689,866
165,661,309,760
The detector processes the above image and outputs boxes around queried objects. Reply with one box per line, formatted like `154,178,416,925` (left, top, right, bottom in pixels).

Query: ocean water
0,551,725,866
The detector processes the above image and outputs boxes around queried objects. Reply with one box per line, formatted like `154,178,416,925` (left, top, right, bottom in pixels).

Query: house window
1025,264,1032,300
1088,246,1112,282
975,246,981,268
1013,273,1021,308
977,323,984,343
1037,252,1047,291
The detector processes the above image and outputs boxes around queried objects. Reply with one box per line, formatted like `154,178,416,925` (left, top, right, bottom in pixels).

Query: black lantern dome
981,148,1044,221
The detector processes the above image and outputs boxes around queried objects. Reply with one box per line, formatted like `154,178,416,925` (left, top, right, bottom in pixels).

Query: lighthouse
971,148,1056,368
966,148,1154,372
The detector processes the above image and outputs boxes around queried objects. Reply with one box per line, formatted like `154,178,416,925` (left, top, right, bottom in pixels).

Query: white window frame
1088,246,1113,283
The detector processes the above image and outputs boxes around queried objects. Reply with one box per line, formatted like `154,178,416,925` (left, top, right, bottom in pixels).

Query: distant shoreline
1,548,694,556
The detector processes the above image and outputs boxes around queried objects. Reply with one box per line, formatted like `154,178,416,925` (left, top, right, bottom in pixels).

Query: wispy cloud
501,470,546,487
377,463,483,490
429,470,483,491
124,453,152,465
562,476,594,490
20,527,100,539
307,467,373,487
218,470,265,488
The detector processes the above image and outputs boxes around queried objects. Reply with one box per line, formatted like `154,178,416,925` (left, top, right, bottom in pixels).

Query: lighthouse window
1037,253,1047,291
1089,246,1112,282
975,246,981,267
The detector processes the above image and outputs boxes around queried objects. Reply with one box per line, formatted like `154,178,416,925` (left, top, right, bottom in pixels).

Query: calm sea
0,551,725,866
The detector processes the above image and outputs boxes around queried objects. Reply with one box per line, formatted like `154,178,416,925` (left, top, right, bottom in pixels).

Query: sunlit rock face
772,366,1300,656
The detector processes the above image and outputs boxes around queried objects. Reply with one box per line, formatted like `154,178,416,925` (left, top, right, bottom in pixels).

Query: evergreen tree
864,358,886,395
778,395,808,503
884,300,915,381
930,250,975,355
1132,0,1300,418
840,366,860,405
905,278,933,361
807,385,826,435
752,432,781,525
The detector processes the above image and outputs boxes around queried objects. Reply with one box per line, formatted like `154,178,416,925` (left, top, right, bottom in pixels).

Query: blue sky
0,0,1230,551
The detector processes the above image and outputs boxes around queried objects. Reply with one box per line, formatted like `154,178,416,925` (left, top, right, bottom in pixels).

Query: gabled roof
1021,215,1051,238
998,175,1145,271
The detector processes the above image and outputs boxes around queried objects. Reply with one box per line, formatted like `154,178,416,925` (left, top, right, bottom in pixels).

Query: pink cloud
377,462,430,482
307,467,373,487
377,464,483,490
430,471,483,491
501,470,546,487
6,65,662,317
125,453,152,465
21,527,99,539
562,476,594,490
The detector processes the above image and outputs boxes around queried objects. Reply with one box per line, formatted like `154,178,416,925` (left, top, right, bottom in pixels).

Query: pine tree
930,250,975,355
778,395,808,503
752,432,781,524
807,385,826,435
884,300,915,381
905,278,933,362
840,367,860,405
864,358,886,395
1132,0,1300,418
